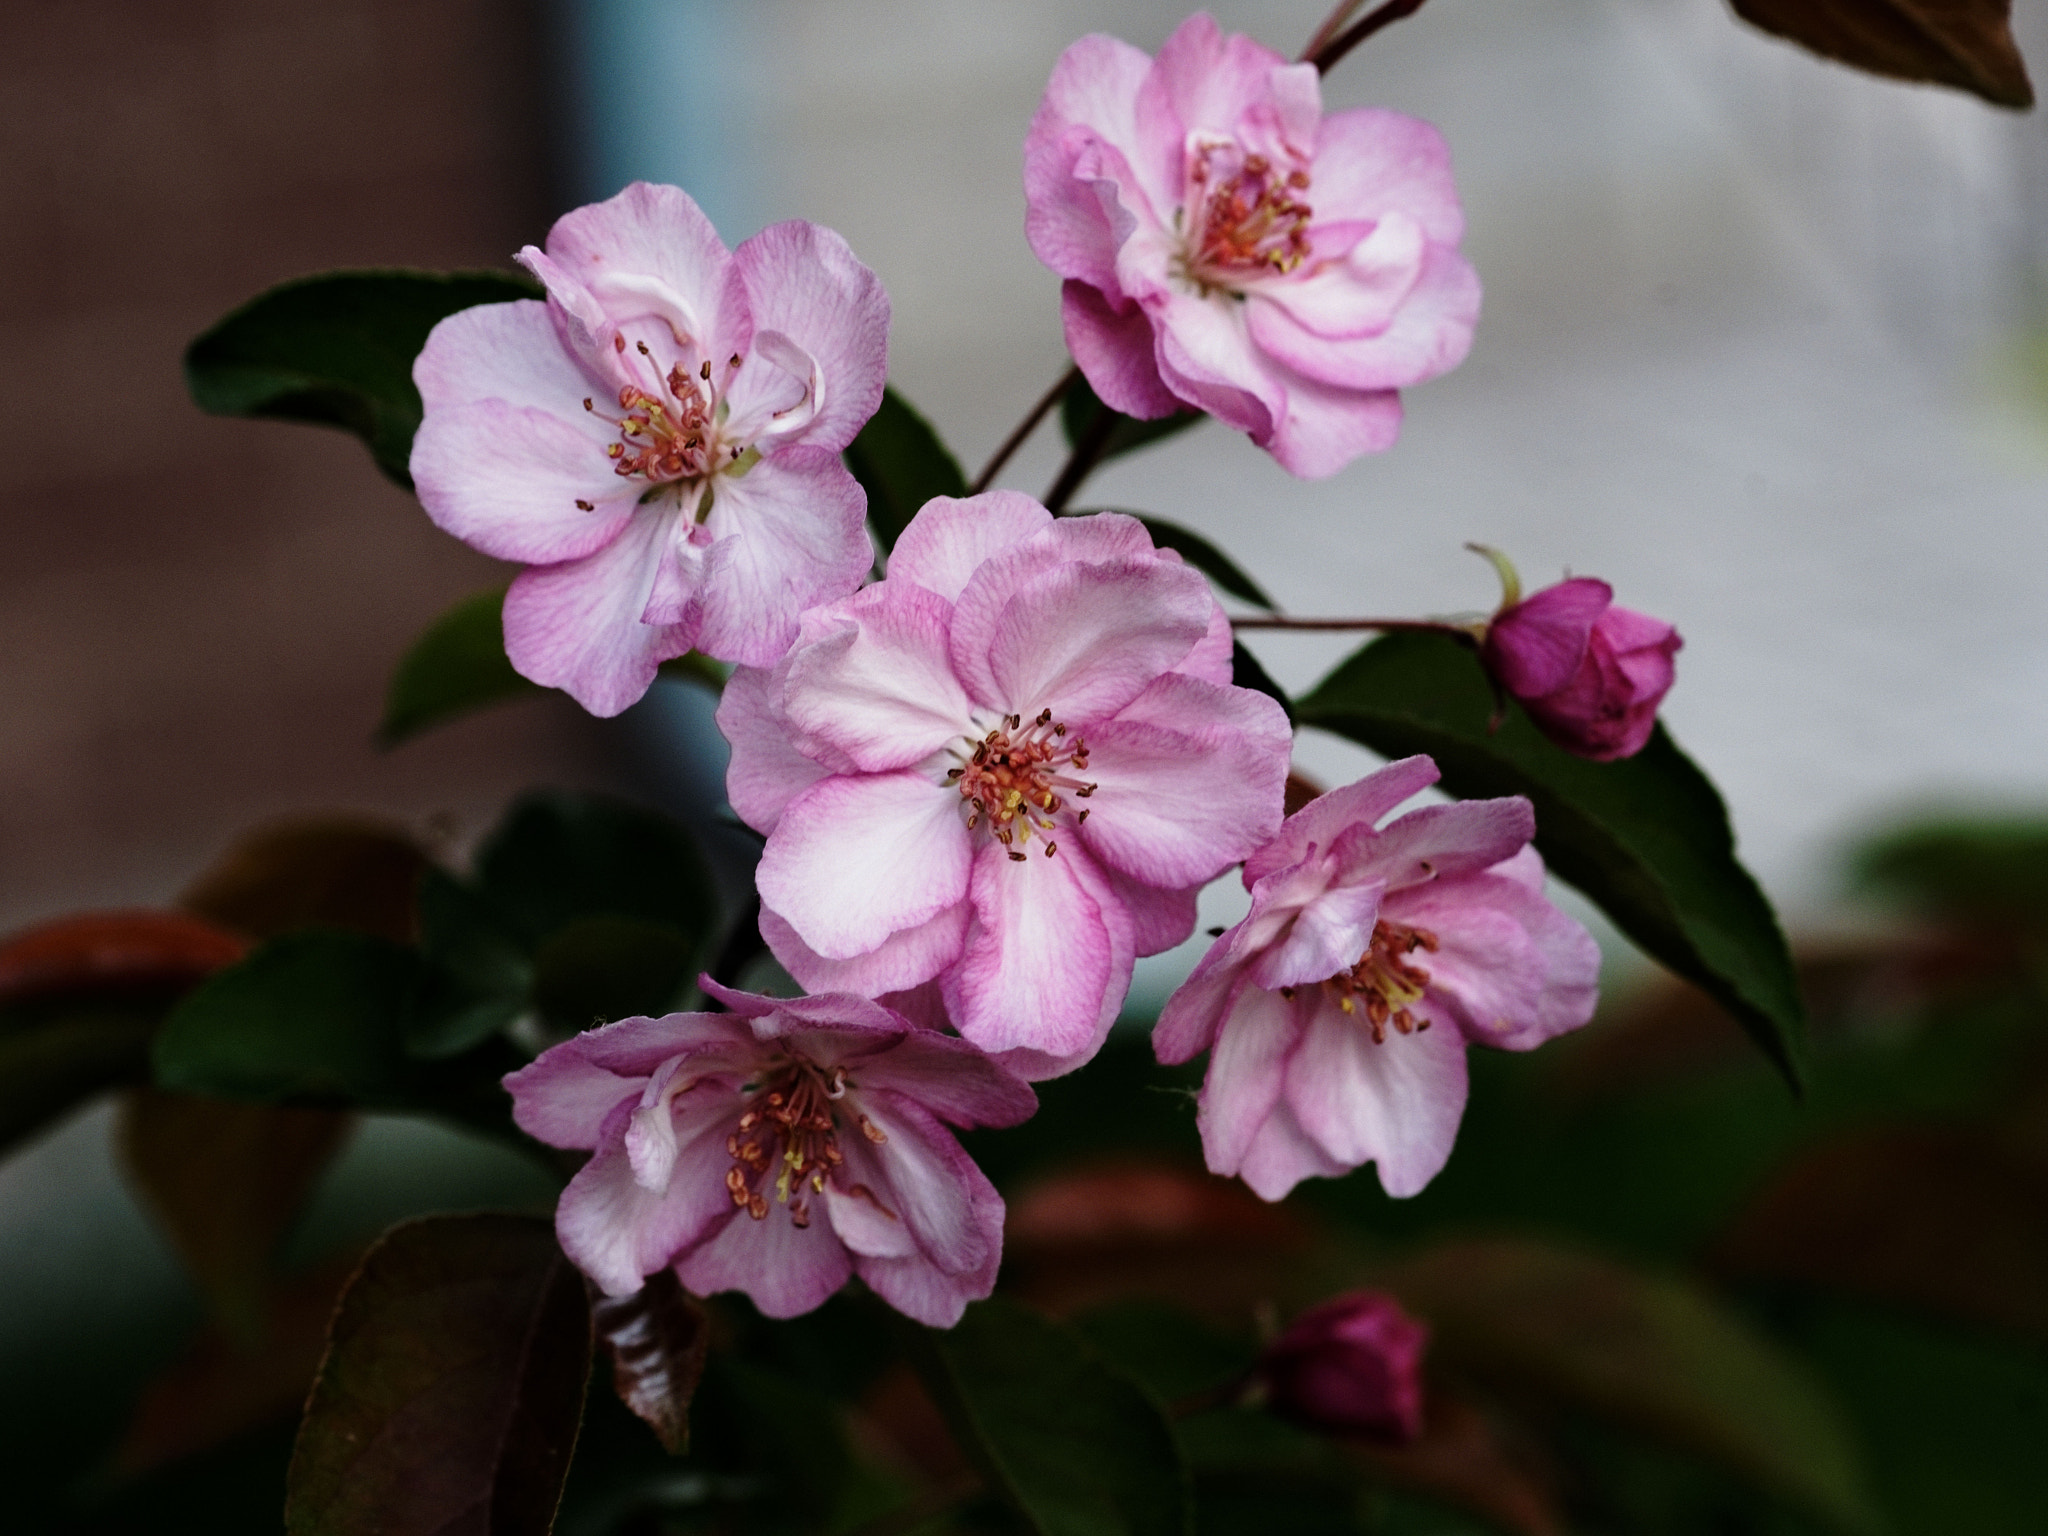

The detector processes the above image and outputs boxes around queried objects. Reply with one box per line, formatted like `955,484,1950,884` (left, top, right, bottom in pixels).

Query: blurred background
3,0,2047,1529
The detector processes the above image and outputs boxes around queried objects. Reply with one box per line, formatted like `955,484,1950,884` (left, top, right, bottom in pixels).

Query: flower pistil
946,708,1097,863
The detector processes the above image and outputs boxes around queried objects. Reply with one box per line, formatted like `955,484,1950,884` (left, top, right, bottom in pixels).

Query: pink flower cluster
407,13,1627,1330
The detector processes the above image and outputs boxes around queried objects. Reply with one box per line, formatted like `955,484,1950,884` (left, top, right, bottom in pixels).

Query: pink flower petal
1386,869,1599,1049
835,1093,992,1275
1247,213,1425,341
410,398,635,565
1026,33,1171,289
1148,12,1293,139
1246,238,1479,392
778,581,972,772
717,665,830,835
502,506,695,717
544,181,739,361
756,772,972,961
1484,578,1610,696
1284,997,1469,1198
691,447,872,668
886,492,1051,602
556,1094,737,1295
1197,983,1305,1176
1247,878,1384,993
1060,281,1184,420
1235,1093,1351,1203
728,220,890,453
853,1248,993,1329
1149,290,1279,440
415,298,606,417
1263,371,1406,480
1153,958,1244,1065
1099,863,1200,956
760,900,969,999
1345,797,1535,891
1246,756,1439,885
674,1195,854,1318
1309,109,1466,246
847,1035,1038,1130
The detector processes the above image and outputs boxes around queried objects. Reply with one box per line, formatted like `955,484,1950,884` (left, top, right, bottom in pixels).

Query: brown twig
1300,0,1372,63
971,365,1079,494
1042,398,1120,513
1308,0,1432,74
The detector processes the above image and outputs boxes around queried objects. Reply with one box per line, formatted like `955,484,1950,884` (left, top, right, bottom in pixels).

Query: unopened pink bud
1481,577,1681,761
1254,1290,1428,1442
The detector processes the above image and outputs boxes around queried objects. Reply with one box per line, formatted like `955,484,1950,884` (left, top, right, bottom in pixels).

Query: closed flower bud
1254,1290,1428,1442
1481,573,1681,762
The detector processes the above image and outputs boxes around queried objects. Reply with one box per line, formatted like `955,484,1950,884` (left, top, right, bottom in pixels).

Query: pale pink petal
1236,1094,1351,1202
691,448,872,668
847,1036,1038,1129
544,182,739,360
1263,372,1405,480
1150,291,1278,440
1386,872,1599,1049
1349,797,1535,890
1246,756,1439,885
1026,33,1173,287
717,665,829,835
1042,510,1159,563
954,558,1214,722
1246,239,1478,392
1099,863,1199,956
503,506,694,717
1246,213,1425,341
760,900,969,999
756,772,972,961
674,1197,853,1318
414,298,605,416
1284,998,1470,1198
1197,984,1306,1176
835,1093,990,1274
727,220,890,452
1149,13,1292,138
410,400,634,564
503,1058,635,1150
853,1247,994,1329
1247,878,1383,992
945,840,1119,1065
778,582,972,771
1060,282,1184,420
1178,603,1236,686
1309,110,1466,245
557,1094,737,1295
886,492,1051,602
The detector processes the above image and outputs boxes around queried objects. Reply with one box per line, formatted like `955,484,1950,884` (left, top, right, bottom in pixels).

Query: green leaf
153,931,420,1106
285,1214,591,1536
1730,0,2032,109
378,588,543,748
402,869,534,1060
185,268,539,487
845,386,968,551
475,790,720,948
529,915,698,1034
1296,630,1807,1089
1069,511,1274,609
1387,1236,1881,1535
1847,810,2048,926
922,1295,1193,1536
1060,373,1203,467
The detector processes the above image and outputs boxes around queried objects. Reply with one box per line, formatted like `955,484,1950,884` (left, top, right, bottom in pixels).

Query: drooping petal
1099,863,1200,956
886,492,1051,603
728,219,890,452
556,1093,737,1296
756,772,972,961
1262,370,1405,480
690,447,871,668
673,1196,854,1319
834,1093,991,1276
953,557,1214,722
1246,877,1384,993
1026,33,1173,288
1059,281,1185,420
502,505,695,717
410,398,634,565
1235,1093,1351,1203
944,839,1118,1065
1283,998,1470,1198
778,581,972,772
1197,984,1306,1176
760,900,969,1000
503,1055,637,1150
1246,756,1438,885
1345,797,1535,891
717,665,830,835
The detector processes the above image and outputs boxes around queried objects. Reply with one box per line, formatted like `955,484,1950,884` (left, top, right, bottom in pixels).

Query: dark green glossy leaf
402,869,533,1060
529,915,698,1034
1847,811,2048,926
1229,640,1294,728
922,1296,1192,1536
1731,0,2032,109
1386,1236,1880,1535
1296,630,1807,1089
286,1214,591,1536
475,790,720,948
185,269,539,487
1060,373,1203,466
153,931,421,1106
378,588,541,748
846,386,968,551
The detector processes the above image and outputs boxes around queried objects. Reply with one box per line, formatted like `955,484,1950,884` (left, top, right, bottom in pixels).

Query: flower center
1180,138,1313,290
945,709,1097,863
723,1055,888,1229
1314,920,1440,1044
574,337,751,512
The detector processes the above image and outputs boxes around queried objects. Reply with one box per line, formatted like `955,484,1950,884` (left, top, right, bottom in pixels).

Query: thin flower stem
972,365,1079,494
1232,615,1480,640
1042,398,1120,513
1308,0,1432,74
1300,0,1373,63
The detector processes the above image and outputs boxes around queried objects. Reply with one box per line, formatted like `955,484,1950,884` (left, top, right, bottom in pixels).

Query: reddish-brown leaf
1731,0,2033,108
181,815,430,943
1710,1124,2048,1341
117,1087,354,1336
286,1214,592,1536
590,1268,709,1455
0,909,248,1008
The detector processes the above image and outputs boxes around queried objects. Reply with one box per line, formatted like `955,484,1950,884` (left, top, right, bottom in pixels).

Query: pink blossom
1155,756,1599,1200
410,182,889,715
502,978,1034,1326
1254,1290,1428,1442
1024,13,1479,478
720,491,1293,1079
1481,577,1682,761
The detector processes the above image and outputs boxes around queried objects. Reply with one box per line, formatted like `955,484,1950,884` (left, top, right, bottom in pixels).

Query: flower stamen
950,709,1096,860
1322,920,1438,1044
724,1056,848,1224
1181,139,1314,290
